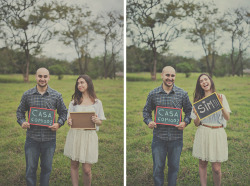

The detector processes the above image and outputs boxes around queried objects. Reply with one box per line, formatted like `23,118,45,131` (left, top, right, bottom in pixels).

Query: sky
41,0,124,61
126,0,250,60
1,0,249,61
166,0,250,59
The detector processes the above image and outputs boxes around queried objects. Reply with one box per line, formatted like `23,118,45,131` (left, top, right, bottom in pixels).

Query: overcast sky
167,0,250,59
4,0,249,61
41,0,124,61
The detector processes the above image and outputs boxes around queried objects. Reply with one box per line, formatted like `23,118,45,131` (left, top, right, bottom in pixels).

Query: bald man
143,66,192,186
17,68,67,186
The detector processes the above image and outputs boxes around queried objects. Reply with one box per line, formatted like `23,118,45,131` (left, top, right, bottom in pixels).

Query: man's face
161,68,176,88
36,69,50,88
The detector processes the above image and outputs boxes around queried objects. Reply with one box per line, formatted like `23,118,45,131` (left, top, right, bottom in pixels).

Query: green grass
126,72,250,186
0,75,123,186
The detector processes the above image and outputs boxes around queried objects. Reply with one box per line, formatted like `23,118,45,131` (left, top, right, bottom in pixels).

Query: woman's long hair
72,75,97,105
193,73,216,102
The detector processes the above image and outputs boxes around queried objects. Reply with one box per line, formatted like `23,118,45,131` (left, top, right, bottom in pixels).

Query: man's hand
148,121,157,129
175,122,187,130
49,123,60,131
21,122,30,129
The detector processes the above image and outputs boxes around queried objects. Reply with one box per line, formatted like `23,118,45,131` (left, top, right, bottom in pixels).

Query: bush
176,62,192,78
49,64,66,80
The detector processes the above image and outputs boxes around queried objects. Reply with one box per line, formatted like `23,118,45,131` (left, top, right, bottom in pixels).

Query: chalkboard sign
28,107,56,127
193,92,223,120
155,106,182,126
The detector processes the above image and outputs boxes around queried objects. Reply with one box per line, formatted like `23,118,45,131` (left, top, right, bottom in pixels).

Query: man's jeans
25,136,56,186
152,135,183,186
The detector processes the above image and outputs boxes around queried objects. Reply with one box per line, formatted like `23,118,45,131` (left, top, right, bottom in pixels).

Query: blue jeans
152,136,183,186
25,137,56,186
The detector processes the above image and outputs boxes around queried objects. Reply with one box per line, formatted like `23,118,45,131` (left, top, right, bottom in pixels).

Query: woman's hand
217,93,223,104
92,115,102,126
67,117,72,126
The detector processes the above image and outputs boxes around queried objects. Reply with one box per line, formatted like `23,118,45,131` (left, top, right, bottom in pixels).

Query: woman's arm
222,108,230,121
218,94,230,121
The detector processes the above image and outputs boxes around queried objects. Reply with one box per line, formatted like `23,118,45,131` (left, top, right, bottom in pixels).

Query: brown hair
193,73,216,102
72,75,97,105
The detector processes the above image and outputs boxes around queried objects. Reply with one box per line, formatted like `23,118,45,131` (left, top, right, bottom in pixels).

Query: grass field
0,72,249,186
126,72,250,186
0,74,124,186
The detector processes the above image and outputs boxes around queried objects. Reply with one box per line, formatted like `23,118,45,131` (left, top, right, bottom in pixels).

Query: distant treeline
0,47,123,79
127,45,250,77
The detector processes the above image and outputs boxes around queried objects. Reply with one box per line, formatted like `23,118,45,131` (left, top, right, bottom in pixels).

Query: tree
57,3,95,75
0,0,60,82
95,11,123,79
187,1,221,77
176,62,192,78
127,45,152,72
49,64,65,80
221,8,250,76
127,0,194,80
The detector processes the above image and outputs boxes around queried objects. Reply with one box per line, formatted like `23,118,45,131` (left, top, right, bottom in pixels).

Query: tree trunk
83,54,88,74
78,57,84,75
103,37,108,79
205,55,212,77
24,49,30,82
151,47,157,81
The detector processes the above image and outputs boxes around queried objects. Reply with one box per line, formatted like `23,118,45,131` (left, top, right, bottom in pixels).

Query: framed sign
70,112,96,130
155,106,182,126
28,107,55,127
193,92,223,120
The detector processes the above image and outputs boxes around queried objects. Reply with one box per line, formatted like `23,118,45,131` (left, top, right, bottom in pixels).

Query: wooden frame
70,112,96,130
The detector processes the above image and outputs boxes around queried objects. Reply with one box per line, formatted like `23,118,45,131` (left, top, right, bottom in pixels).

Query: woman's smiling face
77,78,88,93
199,75,211,91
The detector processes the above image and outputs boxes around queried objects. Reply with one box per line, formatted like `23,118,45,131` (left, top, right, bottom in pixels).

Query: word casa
158,109,180,117
31,109,54,118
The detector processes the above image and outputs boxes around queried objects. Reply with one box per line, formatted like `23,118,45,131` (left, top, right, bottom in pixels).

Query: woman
191,74,231,186
64,75,106,186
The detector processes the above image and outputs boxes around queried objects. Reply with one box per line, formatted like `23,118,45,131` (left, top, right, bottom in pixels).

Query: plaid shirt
143,84,192,141
17,85,68,142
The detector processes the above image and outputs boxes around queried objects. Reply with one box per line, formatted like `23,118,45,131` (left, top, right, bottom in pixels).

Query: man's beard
163,80,173,87
37,82,47,88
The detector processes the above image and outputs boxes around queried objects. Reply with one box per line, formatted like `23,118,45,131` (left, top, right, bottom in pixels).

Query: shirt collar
31,85,52,95
160,83,176,94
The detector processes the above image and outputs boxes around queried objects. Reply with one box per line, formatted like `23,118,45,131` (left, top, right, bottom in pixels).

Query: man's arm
16,94,28,127
182,92,192,125
49,94,67,131
56,94,68,127
143,93,157,129
175,92,192,130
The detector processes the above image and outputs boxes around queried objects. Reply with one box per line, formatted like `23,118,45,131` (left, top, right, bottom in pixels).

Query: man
143,66,192,186
17,68,67,186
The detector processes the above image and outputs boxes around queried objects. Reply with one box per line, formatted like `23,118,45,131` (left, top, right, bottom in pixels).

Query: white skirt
64,129,98,164
192,124,228,162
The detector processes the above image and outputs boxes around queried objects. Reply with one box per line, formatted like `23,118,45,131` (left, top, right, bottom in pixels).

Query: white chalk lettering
198,105,205,113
